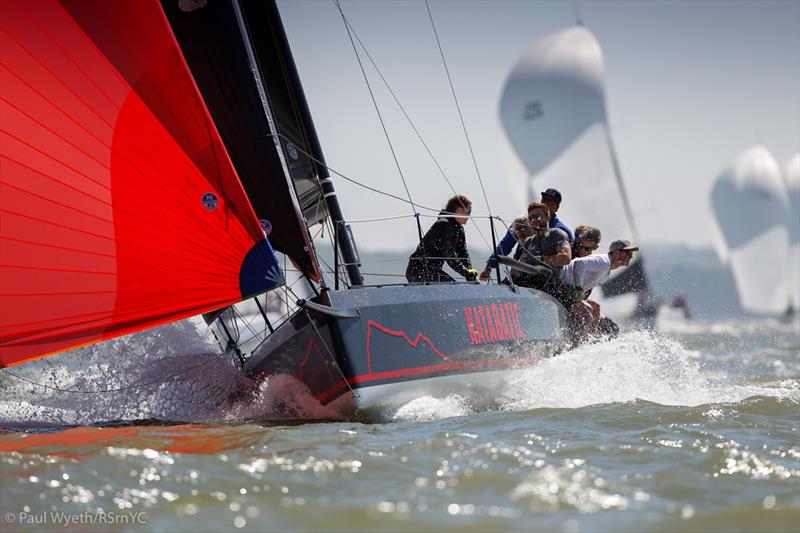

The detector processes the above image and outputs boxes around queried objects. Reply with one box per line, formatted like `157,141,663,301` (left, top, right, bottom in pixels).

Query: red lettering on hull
485,305,498,341
464,307,479,345
464,302,525,345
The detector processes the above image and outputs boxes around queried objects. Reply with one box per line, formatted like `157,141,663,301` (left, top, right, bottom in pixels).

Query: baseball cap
540,188,562,203
609,239,639,252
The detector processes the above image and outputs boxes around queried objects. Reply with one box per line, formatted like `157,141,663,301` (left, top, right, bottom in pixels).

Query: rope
345,213,417,224
316,248,348,289
424,0,494,220
358,272,407,278
272,133,439,213
342,212,499,224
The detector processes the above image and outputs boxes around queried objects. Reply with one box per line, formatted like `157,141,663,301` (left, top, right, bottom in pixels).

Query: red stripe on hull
315,355,541,404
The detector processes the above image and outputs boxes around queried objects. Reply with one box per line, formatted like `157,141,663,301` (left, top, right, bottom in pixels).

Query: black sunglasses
576,244,597,252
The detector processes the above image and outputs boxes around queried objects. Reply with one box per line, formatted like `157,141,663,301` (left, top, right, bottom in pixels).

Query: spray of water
1,322,796,428
389,329,799,422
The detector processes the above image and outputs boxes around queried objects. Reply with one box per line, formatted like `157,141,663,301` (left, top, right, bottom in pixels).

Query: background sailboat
710,145,791,315
498,25,654,320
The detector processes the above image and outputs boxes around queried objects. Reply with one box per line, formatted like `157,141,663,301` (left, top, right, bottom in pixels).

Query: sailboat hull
242,284,565,421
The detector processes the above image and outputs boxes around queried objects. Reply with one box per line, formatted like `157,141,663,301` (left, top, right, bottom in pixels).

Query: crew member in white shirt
560,239,638,341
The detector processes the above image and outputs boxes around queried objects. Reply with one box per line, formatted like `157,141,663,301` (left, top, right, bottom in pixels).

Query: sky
277,0,800,253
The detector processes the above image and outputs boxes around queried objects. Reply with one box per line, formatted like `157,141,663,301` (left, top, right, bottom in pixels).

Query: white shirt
559,254,611,290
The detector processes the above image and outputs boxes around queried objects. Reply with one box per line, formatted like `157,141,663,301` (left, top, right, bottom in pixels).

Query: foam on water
500,331,721,410
1,320,797,428
0,313,348,427
0,318,264,427
219,375,346,422
390,329,799,422
391,394,472,422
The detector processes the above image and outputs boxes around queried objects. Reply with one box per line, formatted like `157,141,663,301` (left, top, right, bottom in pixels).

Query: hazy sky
278,0,800,252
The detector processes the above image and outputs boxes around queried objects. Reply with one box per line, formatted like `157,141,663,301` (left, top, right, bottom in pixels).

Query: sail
499,26,649,297
0,0,283,366
598,257,647,297
710,146,790,314
162,0,323,282
783,154,800,308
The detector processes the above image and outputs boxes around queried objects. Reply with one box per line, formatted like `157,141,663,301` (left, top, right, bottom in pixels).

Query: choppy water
1,318,798,532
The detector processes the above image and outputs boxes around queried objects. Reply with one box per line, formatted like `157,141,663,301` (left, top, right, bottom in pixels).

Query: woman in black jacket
406,195,476,283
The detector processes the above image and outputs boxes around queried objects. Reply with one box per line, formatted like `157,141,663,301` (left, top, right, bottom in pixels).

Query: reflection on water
1,319,798,531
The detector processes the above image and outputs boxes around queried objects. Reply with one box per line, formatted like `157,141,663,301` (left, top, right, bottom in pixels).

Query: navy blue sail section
240,239,285,299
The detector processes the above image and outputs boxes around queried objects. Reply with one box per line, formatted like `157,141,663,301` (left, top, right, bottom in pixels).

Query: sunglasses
529,213,548,221
576,244,597,252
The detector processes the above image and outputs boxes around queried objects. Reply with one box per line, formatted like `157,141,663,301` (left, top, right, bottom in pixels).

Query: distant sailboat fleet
710,147,800,317
498,23,797,321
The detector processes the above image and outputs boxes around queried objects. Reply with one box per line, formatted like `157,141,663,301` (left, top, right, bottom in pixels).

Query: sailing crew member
511,202,571,291
406,195,478,283
569,225,620,336
572,225,601,259
515,203,571,267
559,239,638,340
479,213,536,280
540,188,573,242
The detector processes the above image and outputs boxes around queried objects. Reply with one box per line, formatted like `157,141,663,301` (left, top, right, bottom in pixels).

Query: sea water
1,318,798,532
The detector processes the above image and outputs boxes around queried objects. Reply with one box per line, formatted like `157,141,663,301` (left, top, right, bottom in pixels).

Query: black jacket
406,215,472,282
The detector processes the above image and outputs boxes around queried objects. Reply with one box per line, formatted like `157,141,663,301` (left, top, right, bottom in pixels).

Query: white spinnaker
783,153,800,308
499,26,641,273
710,146,791,314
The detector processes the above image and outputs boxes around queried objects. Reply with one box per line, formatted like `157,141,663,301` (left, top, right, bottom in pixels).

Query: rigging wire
331,7,492,250
424,0,494,221
289,284,359,409
272,133,439,213
323,213,349,289
333,0,420,224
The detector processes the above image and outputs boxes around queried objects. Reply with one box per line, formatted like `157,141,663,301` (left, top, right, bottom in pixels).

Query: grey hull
237,282,566,421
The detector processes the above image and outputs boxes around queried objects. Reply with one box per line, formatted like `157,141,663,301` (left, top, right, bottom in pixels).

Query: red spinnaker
0,0,280,366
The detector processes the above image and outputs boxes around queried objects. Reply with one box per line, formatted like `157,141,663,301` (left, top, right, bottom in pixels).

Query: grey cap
609,239,639,252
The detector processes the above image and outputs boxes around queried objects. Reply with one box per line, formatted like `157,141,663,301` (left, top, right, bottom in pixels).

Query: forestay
0,0,283,366
710,146,790,314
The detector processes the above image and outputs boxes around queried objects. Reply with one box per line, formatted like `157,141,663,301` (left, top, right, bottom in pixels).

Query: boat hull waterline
238,284,566,421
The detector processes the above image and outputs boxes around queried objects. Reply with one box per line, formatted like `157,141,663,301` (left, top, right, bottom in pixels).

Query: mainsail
710,146,790,314
0,0,283,366
499,26,650,300
783,153,800,309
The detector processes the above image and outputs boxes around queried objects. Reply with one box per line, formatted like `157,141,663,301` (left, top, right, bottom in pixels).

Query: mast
603,122,652,299
262,0,363,287
603,123,642,247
